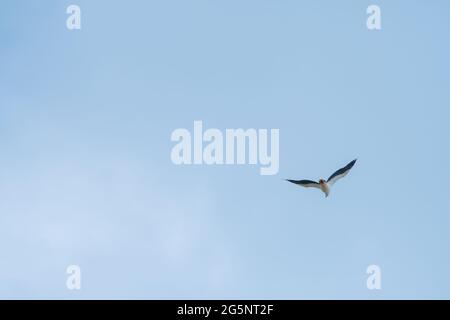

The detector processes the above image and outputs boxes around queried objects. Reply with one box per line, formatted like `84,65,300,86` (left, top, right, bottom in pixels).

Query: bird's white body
319,181,330,197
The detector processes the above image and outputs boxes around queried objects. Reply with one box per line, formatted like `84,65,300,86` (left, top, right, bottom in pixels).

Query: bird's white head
319,178,326,184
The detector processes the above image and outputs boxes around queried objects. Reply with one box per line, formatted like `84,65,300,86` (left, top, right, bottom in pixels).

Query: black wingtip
286,179,302,185
345,159,357,171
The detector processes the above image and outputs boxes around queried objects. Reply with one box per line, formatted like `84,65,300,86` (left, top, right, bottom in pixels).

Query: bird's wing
286,179,320,189
327,159,357,186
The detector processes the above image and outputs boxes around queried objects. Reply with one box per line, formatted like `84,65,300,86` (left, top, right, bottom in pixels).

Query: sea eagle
286,159,357,197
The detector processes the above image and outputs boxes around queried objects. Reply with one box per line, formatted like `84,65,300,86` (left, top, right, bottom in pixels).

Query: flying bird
286,159,357,197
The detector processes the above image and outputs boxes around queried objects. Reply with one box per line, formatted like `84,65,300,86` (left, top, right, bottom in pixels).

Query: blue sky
1,0,450,299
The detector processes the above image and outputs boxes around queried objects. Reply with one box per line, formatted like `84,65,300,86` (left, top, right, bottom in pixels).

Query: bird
286,159,357,197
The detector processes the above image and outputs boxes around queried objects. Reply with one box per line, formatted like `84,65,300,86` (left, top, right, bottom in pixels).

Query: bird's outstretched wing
286,179,320,189
327,159,357,186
